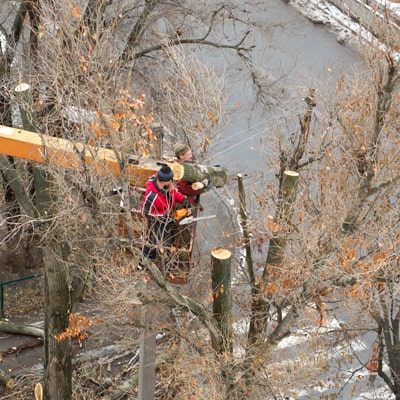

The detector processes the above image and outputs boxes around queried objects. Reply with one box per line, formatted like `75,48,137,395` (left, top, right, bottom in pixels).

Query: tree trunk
237,173,255,284
33,167,72,400
210,247,236,399
15,84,72,400
15,83,40,133
0,321,44,338
263,170,299,275
211,247,233,353
247,171,300,346
170,161,227,187
42,243,72,400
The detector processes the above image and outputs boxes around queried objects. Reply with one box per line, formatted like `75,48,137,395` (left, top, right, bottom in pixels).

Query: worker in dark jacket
141,165,189,270
174,144,209,211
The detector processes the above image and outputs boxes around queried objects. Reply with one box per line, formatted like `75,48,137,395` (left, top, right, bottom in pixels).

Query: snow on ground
275,313,395,399
289,0,400,47
230,297,394,399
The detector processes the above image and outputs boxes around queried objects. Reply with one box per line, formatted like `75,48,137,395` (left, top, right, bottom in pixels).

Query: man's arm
176,180,204,197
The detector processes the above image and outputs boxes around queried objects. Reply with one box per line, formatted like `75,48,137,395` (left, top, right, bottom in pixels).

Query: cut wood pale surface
211,247,232,260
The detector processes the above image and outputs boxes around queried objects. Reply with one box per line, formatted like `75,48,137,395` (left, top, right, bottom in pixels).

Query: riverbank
289,0,400,47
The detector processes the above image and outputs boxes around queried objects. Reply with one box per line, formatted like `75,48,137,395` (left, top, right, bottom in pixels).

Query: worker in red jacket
141,165,189,269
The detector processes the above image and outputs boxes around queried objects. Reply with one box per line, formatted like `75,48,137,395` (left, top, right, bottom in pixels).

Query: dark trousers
143,217,176,271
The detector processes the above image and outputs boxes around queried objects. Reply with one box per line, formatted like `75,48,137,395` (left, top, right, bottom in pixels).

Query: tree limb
122,0,162,59
0,321,44,338
0,155,37,218
128,33,250,60
140,257,223,351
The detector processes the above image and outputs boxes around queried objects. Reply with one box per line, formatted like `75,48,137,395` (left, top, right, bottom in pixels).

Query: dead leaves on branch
86,92,155,155
55,313,96,344
338,237,396,300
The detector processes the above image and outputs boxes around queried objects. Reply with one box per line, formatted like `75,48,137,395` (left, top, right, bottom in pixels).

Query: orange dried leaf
267,215,282,233
71,5,81,18
114,111,125,120
38,25,45,38
109,120,120,131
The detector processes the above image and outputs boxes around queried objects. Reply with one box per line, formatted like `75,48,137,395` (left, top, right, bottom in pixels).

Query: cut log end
168,162,184,180
34,382,43,400
211,247,232,260
283,170,299,177
15,83,30,93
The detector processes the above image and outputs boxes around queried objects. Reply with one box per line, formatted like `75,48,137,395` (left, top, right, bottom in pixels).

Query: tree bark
247,171,299,347
15,83,40,133
170,161,227,187
33,167,72,400
237,173,255,285
0,154,36,217
211,247,233,353
15,83,73,400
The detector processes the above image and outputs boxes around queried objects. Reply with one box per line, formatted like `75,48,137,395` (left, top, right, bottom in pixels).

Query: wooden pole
138,306,158,400
138,330,156,400
211,247,233,353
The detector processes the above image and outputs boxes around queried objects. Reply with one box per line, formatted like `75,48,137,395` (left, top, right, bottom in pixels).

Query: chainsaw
174,207,216,225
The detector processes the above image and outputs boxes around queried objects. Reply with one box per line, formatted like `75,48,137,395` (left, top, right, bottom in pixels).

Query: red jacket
175,180,204,205
141,176,186,217
175,161,204,206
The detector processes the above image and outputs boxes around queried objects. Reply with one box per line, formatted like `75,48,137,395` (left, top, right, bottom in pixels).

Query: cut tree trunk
211,247,232,354
170,162,227,187
15,83,73,400
0,321,44,338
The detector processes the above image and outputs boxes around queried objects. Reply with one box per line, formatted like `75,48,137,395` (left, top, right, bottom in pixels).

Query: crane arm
0,125,165,187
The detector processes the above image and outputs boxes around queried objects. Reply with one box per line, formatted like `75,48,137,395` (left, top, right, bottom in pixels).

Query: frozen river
208,0,361,176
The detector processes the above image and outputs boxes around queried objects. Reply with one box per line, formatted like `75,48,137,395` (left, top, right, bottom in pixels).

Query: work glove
191,179,211,191
191,181,204,190
203,178,212,189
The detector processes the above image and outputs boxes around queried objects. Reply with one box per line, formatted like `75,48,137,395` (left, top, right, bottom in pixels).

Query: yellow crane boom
0,125,227,188
0,125,163,187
